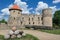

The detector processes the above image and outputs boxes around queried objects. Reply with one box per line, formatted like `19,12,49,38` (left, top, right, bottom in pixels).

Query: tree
0,19,7,24
53,10,60,28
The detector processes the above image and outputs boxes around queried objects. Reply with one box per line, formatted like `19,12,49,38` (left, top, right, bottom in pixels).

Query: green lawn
40,29,60,35
0,34,39,40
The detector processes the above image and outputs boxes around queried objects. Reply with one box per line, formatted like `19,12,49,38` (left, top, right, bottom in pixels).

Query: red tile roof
11,4,20,9
9,4,22,11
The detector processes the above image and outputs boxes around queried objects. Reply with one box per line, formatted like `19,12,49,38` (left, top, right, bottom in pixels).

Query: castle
0,4,52,29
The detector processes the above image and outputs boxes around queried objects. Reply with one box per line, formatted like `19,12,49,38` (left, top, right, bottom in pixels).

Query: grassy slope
0,34,39,40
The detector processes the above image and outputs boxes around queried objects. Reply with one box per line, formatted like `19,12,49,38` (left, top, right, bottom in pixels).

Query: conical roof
9,4,22,11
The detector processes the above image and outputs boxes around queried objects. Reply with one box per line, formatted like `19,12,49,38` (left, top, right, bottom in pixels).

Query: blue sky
0,0,60,21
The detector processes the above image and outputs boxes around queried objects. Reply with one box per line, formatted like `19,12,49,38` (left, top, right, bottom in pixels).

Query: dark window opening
14,17,15,20
18,12,20,14
32,18,33,21
29,18,30,21
21,21,22,24
41,17,43,20
29,22,30,24
38,17,40,21
13,10,15,12
33,22,34,24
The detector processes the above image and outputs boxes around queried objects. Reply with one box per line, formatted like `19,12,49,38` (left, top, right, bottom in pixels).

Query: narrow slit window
32,18,33,21
38,17,40,21
21,21,22,24
29,18,30,21
18,12,20,14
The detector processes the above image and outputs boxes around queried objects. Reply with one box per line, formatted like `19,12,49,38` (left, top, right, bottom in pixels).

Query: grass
40,29,60,35
0,34,39,40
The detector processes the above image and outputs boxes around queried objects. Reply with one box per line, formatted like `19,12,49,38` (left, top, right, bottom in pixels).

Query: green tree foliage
0,19,7,24
53,10,60,28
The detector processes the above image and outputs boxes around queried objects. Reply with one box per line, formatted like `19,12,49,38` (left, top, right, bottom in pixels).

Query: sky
0,0,60,21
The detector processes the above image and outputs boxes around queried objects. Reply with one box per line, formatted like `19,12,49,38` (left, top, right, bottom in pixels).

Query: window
21,21,22,24
13,10,15,13
38,17,40,21
41,17,43,20
14,17,15,20
18,12,20,14
33,22,34,24
32,18,33,21
29,18,30,21
29,22,30,24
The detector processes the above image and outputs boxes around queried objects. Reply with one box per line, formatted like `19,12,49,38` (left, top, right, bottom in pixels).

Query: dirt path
0,30,60,40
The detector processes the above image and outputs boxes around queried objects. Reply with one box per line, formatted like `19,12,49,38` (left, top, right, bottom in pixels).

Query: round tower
9,4,22,17
8,4,22,27
42,8,52,28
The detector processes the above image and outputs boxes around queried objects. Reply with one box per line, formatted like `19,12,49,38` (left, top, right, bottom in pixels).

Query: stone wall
0,23,10,30
42,8,52,27
0,8,52,30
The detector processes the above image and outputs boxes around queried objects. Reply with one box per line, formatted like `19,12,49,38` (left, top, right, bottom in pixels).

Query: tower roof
9,4,22,11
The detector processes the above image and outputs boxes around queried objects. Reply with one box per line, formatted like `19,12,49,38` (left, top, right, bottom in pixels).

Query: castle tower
8,4,22,27
42,8,52,28
9,4,22,17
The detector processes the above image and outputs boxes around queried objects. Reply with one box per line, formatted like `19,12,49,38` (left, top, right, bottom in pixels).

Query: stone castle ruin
0,4,52,29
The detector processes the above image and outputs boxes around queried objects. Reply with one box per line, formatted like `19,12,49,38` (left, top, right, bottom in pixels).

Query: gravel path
0,30,60,40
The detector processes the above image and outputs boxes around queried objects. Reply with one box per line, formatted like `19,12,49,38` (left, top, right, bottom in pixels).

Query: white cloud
35,2,48,15
35,1,58,15
36,2,48,10
8,4,13,9
0,8,10,21
14,0,31,14
53,0,60,3
0,0,31,20
0,13,4,20
1,0,31,16
1,8,10,15
0,0,59,21
49,6,57,14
